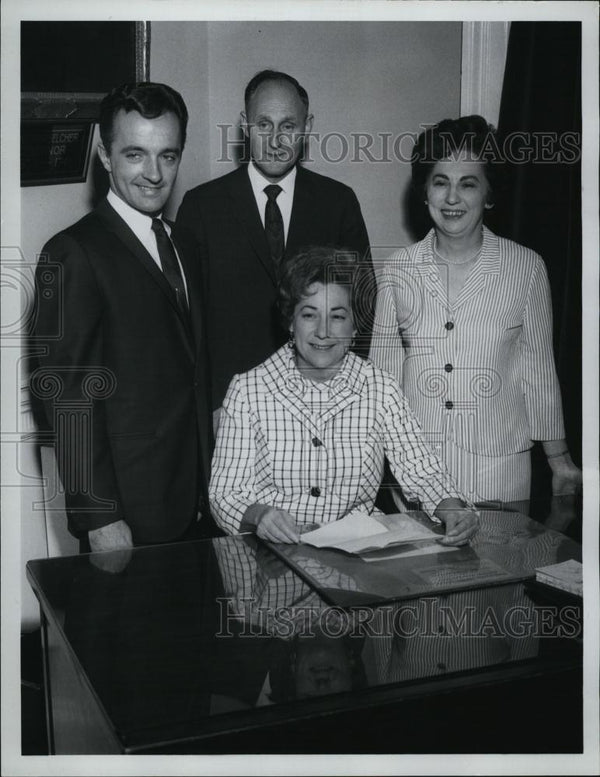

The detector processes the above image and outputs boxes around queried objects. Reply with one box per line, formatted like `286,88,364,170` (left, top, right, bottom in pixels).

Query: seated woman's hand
256,507,301,544
434,499,479,546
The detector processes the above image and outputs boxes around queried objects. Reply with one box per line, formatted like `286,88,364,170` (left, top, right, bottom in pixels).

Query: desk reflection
269,511,581,607
211,534,548,704
46,516,580,744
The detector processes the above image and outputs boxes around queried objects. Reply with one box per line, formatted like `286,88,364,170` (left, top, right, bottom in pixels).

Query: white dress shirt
247,162,296,243
209,347,465,534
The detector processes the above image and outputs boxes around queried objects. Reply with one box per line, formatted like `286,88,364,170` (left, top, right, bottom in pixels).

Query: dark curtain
492,22,582,508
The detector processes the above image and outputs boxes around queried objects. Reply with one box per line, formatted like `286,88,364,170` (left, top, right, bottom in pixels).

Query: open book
535,559,582,596
300,512,442,554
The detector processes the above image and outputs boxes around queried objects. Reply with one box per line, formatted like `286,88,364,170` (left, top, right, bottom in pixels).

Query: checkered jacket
210,347,464,534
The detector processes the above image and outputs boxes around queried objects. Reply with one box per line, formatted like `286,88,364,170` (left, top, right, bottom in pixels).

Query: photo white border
2,1,598,775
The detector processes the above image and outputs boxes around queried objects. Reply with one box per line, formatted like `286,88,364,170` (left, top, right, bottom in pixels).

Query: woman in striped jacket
369,115,581,512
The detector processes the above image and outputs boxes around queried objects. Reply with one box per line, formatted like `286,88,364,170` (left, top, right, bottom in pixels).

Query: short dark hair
99,82,188,152
278,246,361,327
244,69,309,116
411,115,504,203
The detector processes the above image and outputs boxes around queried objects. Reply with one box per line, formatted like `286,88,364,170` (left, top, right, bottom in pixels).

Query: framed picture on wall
21,21,150,120
20,20,150,186
21,121,95,186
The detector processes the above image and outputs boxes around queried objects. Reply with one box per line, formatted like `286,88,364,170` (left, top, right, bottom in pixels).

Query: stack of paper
300,512,441,554
535,559,583,596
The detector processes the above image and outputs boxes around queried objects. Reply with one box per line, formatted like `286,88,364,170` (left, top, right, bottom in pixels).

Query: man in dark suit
32,82,213,552
176,70,373,410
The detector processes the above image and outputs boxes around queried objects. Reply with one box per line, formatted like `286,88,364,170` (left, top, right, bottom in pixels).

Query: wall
20,126,101,268
149,21,211,220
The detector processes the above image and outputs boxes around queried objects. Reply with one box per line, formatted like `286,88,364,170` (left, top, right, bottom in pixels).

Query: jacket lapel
453,227,501,310
261,349,364,433
286,166,310,255
95,200,194,353
262,353,321,435
316,355,365,425
170,229,199,344
416,233,450,309
226,167,276,285
96,200,178,307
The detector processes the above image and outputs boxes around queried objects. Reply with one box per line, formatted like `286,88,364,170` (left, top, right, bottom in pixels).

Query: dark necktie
264,184,284,268
151,218,189,316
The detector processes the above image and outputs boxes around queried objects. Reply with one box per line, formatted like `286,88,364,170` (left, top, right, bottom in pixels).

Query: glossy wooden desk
26,511,583,754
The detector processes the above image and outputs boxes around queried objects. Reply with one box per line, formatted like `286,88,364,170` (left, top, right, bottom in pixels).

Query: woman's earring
484,202,494,210
287,331,295,350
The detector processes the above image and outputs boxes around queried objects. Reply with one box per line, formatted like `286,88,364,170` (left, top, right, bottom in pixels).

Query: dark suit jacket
175,165,372,409
32,199,214,544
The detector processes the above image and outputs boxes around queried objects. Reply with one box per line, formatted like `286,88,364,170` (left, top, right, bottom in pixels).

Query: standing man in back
33,82,214,552
176,70,373,410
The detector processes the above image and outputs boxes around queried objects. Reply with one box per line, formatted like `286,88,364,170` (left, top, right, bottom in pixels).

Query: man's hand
88,520,133,552
256,508,300,544
434,499,479,546
88,520,133,574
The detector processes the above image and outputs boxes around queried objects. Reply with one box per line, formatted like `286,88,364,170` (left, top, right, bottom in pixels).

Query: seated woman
209,246,478,545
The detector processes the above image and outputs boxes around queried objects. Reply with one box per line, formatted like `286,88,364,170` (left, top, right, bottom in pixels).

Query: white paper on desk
300,512,441,554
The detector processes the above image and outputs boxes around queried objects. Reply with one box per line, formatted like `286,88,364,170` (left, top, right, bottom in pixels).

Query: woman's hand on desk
256,507,301,544
434,499,479,546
